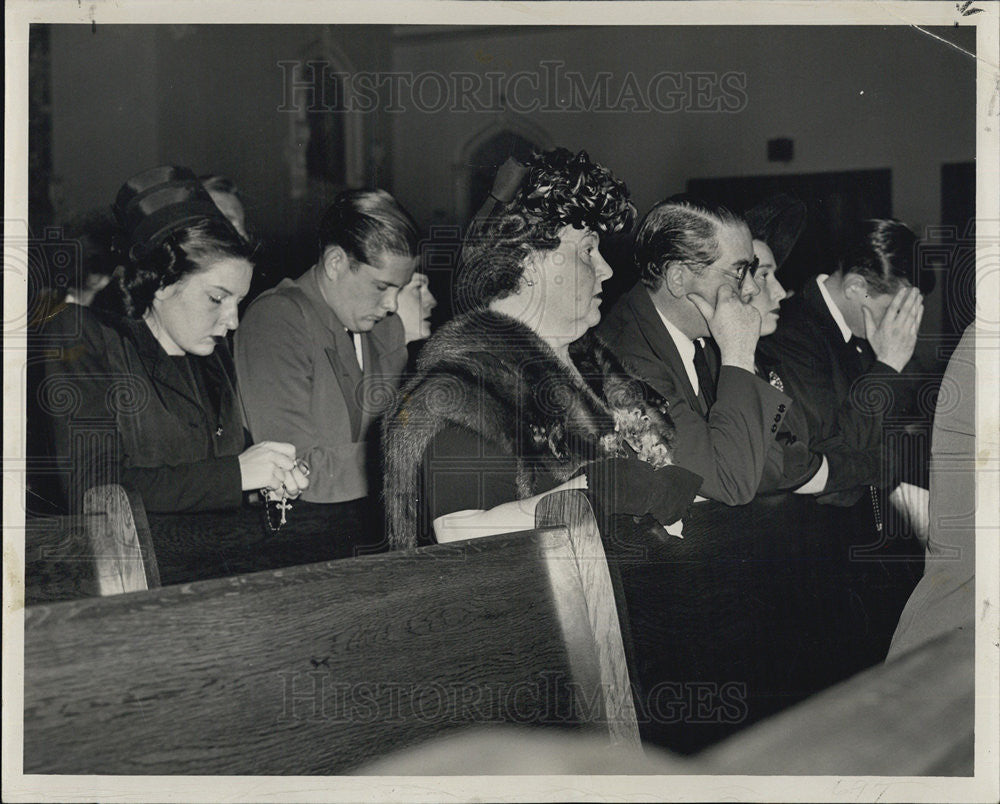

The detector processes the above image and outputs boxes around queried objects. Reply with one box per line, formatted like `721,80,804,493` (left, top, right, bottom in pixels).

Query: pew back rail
24,490,638,774
25,484,159,604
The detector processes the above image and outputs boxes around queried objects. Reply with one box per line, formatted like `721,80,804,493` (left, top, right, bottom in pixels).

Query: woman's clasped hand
238,441,311,498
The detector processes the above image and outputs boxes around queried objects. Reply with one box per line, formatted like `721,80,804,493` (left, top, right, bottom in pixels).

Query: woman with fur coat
383,148,702,549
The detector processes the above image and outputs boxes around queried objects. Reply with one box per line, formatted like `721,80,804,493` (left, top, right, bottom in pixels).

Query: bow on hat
469,156,530,224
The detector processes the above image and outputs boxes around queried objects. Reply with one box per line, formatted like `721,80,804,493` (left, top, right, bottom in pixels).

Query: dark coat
382,310,682,549
754,355,825,494
756,277,906,505
38,304,248,513
598,282,791,505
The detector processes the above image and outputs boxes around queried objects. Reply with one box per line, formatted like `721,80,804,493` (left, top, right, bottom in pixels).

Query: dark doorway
305,67,347,186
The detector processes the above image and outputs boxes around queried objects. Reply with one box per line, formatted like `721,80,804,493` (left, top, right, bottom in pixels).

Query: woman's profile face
750,240,787,336
528,225,613,343
397,272,437,342
146,256,253,356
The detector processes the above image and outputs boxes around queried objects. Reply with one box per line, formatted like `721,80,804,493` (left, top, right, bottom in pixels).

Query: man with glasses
599,196,791,505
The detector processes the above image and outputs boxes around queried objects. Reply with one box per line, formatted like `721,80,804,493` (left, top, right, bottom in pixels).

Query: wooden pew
358,628,974,776
25,484,358,601
696,627,974,775
602,491,924,754
22,481,925,763
24,485,159,604
142,501,378,586
23,490,639,774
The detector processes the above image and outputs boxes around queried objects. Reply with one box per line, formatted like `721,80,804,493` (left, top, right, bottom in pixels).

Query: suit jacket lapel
325,331,364,442
801,280,865,382
629,284,706,416
123,318,205,416
296,267,365,441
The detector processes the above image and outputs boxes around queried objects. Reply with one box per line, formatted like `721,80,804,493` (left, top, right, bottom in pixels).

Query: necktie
693,339,716,409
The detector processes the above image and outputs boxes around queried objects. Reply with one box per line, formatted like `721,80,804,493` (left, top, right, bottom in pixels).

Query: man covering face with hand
599,196,792,505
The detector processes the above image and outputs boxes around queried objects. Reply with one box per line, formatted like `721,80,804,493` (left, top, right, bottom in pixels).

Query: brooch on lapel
767,370,785,393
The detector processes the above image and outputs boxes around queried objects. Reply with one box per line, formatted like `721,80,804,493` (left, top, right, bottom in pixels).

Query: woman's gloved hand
585,457,702,526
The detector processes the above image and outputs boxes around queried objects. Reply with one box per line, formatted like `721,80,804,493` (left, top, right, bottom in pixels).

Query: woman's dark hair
109,165,254,317
456,148,635,311
634,195,742,291
318,189,420,266
119,217,254,317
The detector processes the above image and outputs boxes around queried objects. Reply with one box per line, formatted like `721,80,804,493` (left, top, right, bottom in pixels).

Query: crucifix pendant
276,497,293,526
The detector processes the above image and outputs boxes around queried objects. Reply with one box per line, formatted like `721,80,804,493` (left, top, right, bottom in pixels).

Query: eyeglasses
702,256,760,290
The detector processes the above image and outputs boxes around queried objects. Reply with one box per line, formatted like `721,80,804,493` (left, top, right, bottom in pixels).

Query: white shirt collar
653,304,700,395
346,328,365,371
816,274,853,343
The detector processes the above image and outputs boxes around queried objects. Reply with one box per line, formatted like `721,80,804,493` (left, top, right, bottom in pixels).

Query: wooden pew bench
604,491,924,754
24,485,371,602
359,628,974,776
22,482,924,763
23,491,639,774
23,485,160,604
142,501,380,586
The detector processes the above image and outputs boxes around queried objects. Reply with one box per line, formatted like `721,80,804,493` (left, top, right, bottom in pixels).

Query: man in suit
756,219,924,513
236,190,418,551
599,197,791,505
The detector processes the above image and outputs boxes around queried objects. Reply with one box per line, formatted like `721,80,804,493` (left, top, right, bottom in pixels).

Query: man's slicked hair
634,195,742,291
837,218,919,295
318,189,420,268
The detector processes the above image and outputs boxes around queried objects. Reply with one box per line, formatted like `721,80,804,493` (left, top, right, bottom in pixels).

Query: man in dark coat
599,197,790,505
756,219,925,510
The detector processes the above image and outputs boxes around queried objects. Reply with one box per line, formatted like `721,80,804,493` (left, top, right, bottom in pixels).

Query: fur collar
383,310,676,548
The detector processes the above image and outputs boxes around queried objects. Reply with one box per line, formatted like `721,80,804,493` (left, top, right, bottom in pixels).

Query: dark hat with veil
743,194,807,268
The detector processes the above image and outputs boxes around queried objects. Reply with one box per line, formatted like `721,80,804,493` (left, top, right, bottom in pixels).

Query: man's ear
321,245,348,280
842,272,868,301
662,262,688,298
